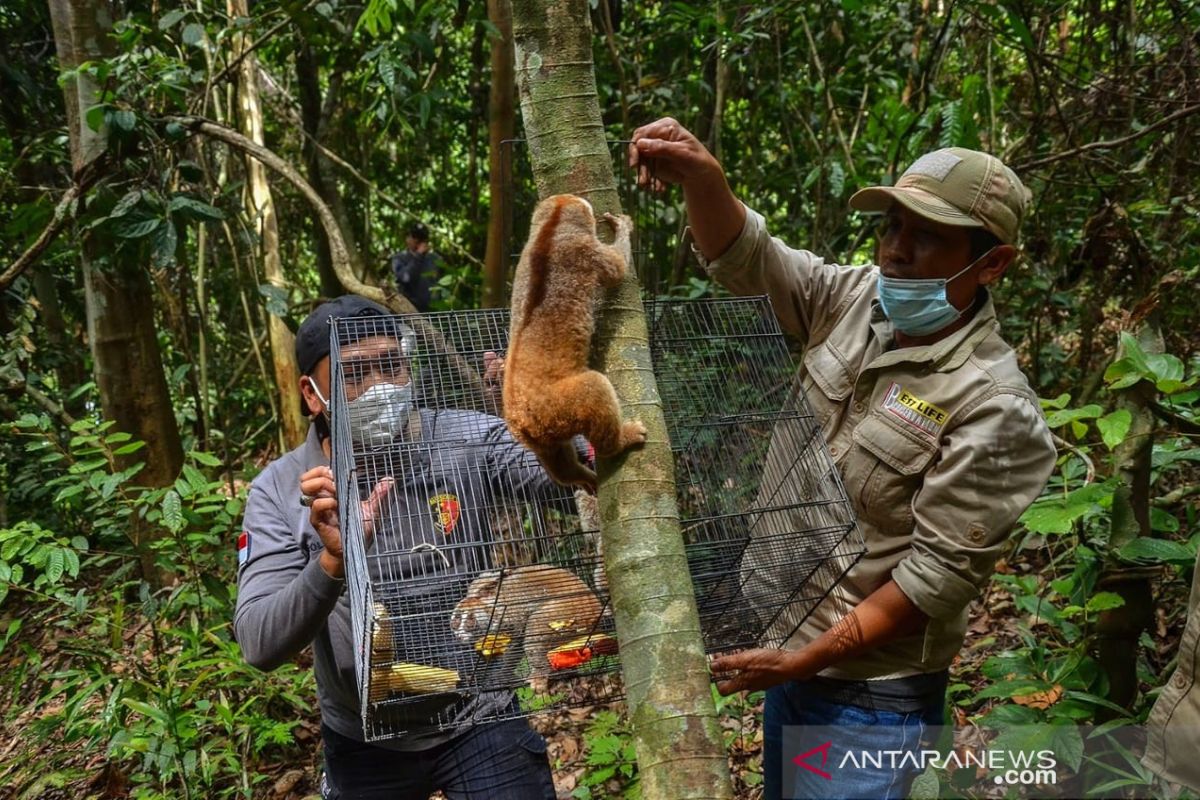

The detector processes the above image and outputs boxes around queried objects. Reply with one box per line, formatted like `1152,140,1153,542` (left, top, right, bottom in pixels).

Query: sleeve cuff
893,553,979,621
696,203,763,276
302,554,345,600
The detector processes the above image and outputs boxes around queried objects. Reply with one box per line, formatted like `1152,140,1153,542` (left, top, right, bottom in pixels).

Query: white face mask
346,382,413,449
309,379,414,449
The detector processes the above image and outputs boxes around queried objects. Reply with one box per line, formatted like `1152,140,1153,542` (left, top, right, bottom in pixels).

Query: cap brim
849,186,984,229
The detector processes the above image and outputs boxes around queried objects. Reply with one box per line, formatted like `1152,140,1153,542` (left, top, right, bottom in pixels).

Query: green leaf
1044,404,1102,429
1020,483,1110,534
1146,352,1185,383
45,549,64,583
182,464,208,493
1116,537,1196,565
189,450,222,467
158,9,187,29
168,195,224,221
1040,392,1072,410
982,703,1040,726
85,104,107,133
114,441,147,456
181,22,206,46
110,190,142,219
1097,410,1132,450
1085,592,1125,612
54,483,86,503
162,490,184,534
113,212,162,239
258,283,290,318
110,109,136,132
152,220,178,267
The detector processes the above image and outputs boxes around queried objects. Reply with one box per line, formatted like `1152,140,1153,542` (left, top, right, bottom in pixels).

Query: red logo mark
792,741,833,780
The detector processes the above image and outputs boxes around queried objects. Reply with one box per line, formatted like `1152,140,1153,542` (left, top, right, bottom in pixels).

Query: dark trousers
320,719,557,800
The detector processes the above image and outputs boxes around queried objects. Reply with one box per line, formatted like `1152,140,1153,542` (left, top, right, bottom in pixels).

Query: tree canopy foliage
0,0,1197,796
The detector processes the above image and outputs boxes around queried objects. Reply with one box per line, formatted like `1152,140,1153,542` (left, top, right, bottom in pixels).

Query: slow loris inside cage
502,194,647,493
449,564,604,676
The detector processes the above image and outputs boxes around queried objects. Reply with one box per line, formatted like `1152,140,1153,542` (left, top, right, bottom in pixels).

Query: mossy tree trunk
510,1,734,797
1097,320,1159,711
49,0,183,582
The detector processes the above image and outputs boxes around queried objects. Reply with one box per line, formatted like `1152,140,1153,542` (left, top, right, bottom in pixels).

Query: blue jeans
320,718,556,800
763,678,945,800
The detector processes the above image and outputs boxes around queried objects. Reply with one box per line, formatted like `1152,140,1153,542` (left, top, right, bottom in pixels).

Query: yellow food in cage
474,633,512,658
369,662,461,701
371,603,393,654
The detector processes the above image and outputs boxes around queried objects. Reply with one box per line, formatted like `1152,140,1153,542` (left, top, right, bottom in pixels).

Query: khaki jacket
706,206,1057,679
1144,553,1200,791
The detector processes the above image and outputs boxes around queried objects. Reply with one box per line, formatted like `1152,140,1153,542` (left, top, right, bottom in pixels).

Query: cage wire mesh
329,297,862,742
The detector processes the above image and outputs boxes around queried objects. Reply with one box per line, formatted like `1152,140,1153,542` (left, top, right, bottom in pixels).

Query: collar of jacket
864,289,1000,374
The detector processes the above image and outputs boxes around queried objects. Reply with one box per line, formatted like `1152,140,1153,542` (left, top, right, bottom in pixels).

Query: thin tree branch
162,115,496,409
199,3,315,100
1015,103,1200,170
1149,400,1200,436
0,160,104,292
1053,432,1096,485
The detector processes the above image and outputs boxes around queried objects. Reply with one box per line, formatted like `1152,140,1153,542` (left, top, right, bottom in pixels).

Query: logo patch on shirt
881,382,948,436
429,494,460,536
237,530,250,566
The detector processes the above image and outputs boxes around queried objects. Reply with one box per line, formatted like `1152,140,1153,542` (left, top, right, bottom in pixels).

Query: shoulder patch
238,530,251,565
881,382,948,436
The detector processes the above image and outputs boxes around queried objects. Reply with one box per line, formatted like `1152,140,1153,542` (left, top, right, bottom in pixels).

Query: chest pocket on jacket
802,341,854,437
848,413,939,531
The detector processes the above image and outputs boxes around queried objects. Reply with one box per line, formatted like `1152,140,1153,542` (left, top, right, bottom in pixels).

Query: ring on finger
300,493,317,508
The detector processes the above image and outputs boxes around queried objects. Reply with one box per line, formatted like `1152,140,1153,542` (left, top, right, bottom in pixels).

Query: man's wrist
787,645,822,683
318,550,345,580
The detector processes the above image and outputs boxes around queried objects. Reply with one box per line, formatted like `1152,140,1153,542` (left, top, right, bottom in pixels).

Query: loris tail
503,194,647,493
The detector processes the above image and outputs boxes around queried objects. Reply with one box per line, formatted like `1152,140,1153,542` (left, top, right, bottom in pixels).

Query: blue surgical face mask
876,249,994,336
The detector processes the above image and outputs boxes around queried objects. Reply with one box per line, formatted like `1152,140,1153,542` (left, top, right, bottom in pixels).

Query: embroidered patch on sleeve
238,530,250,566
882,382,948,436
429,494,461,536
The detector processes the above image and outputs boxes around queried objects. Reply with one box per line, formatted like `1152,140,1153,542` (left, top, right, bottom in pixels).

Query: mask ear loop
305,377,333,419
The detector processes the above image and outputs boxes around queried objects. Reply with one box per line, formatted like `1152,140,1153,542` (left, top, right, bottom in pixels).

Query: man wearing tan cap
630,119,1056,800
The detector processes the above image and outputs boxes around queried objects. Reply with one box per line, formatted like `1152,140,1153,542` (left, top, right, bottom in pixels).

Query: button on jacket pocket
803,341,855,438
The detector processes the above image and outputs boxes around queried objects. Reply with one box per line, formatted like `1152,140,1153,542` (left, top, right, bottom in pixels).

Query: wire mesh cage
328,298,862,742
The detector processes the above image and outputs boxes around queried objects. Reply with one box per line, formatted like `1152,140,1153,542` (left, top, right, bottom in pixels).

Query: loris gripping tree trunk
49,0,184,581
509,1,734,797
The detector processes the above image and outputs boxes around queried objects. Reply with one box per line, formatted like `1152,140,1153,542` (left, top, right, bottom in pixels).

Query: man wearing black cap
391,222,443,312
233,295,559,799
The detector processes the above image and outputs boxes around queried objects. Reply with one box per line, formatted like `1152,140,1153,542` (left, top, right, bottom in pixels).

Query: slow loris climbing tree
508,1,734,797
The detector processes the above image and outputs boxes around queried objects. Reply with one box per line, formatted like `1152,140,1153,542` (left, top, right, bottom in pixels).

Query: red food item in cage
548,646,593,670
547,634,618,670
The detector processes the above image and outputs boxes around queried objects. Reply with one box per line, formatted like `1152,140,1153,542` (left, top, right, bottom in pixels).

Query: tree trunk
1096,320,1159,712
228,0,306,449
296,41,345,299
483,0,516,309
510,1,734,797
48,0,184,582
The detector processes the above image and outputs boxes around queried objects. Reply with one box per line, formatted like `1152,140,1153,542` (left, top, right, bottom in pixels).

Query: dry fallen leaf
1013,684,1063,710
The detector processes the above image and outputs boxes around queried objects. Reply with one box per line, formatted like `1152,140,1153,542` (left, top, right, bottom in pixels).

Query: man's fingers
310,497,339,520
300,475,336,496
365,476,395,513
630,116,681,143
